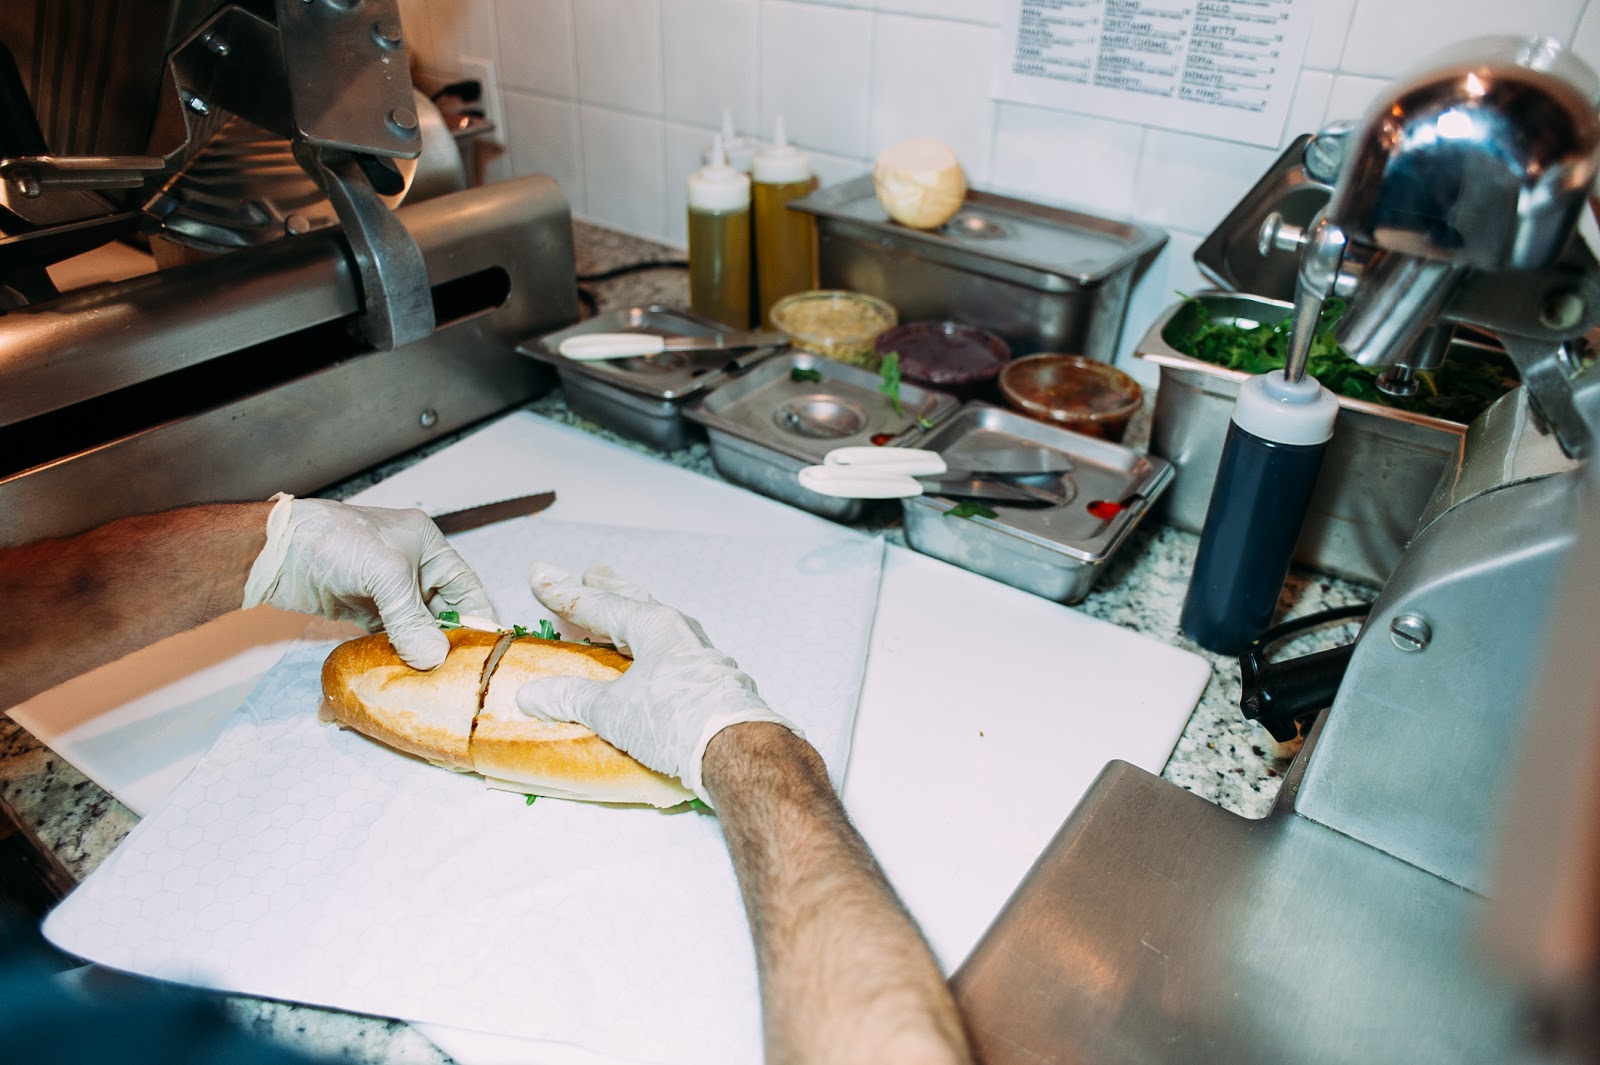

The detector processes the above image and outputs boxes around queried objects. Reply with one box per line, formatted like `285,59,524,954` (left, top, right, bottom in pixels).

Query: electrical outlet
455,54,505,148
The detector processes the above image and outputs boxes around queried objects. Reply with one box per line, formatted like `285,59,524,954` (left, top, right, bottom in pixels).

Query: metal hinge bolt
1389,614,1432,652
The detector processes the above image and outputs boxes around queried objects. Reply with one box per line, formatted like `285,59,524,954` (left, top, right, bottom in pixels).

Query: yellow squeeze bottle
751,117,818,328
687,134,752,329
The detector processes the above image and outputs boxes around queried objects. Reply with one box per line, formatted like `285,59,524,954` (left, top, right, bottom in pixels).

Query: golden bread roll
321,628,693,807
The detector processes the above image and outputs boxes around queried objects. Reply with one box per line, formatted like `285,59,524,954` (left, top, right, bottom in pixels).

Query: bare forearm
0,503,271,707
704,723,972,1065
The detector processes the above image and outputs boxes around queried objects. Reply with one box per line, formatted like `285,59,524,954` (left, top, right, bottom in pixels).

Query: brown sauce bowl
999,354,1143,441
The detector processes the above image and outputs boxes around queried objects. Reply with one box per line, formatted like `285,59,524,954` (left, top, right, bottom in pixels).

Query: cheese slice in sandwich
321,627,693,807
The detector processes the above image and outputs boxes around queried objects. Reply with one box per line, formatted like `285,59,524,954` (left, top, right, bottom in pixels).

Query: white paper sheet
44,519,883,1065
992,0,1317,147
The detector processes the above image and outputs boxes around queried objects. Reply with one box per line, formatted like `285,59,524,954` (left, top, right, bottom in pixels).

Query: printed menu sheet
994,0,1316,147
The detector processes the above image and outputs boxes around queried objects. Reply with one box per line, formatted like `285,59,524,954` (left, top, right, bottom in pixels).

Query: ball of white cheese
872,138,967,230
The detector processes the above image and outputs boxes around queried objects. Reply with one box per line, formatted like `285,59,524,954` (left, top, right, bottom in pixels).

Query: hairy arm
703,722,973,1065
0,503,271,708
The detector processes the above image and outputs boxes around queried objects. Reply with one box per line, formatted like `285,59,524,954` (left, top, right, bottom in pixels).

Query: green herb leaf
511,624,530,637
1165,293,1518,424
525,793,538,805
536,618,560,641
945,501,998,520
790,366,823,383
878,351,904,416
917,415,934,431
437,610,461,629
688,798,712,812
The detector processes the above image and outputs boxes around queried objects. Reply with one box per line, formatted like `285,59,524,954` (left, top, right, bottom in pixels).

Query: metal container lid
521,306,778,402
1192,134,1332,302
908,404,1171,563
790,175,1167,292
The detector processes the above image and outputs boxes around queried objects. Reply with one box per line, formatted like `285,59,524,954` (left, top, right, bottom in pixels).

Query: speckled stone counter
0,218,1376,1065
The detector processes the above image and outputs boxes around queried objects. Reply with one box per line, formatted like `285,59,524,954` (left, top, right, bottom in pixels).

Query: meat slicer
0,1,578,547
953,37,1600,1064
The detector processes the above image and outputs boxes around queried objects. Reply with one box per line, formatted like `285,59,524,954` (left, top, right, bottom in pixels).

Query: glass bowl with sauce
873,321,1011,401
770,290,898,369
999,354,1144,442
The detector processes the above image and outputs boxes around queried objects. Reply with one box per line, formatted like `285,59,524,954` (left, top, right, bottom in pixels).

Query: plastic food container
769,289,897,369
999,354,1143,442
874,321,1011,401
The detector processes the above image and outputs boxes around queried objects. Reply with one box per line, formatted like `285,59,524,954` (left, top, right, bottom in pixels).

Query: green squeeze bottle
687,134,752,329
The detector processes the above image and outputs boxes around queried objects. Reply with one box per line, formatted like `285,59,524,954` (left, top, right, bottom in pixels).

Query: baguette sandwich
320,627,692,807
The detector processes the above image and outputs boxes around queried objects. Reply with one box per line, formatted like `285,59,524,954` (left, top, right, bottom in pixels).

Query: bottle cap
687,134,751,212
752,116,811,184
1231,370,1340,445
701,108,758,173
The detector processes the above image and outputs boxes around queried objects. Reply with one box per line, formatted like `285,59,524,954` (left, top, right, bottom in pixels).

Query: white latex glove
515,562,798,803
242,493,496,670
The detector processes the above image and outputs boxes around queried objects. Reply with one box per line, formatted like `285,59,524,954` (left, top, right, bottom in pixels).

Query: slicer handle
798,465,922,499
558,333,667,360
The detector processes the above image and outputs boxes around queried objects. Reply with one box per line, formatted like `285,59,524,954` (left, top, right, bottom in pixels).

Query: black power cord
575,258,688,316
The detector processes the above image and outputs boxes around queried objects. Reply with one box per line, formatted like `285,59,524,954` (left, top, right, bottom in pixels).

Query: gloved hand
515,562,798,803
242,493,496,670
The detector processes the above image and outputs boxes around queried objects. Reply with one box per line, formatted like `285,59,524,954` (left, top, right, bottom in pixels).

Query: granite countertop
0,218,1376,1065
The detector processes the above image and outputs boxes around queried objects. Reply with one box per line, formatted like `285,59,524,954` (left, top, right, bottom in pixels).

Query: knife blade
919,475,1065,506
430,491,557,534
937,446,1074,476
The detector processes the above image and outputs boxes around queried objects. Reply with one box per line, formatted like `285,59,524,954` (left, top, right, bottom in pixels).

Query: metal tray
789,175,1167,361
685,351,961,520
900,404,1172,604
520,307,780,450
1137,291,1468,586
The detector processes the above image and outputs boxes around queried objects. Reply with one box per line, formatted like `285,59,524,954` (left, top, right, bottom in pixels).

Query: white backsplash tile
579,105,667,237
1302,0,1356,71
1116,229,1207,379
1570,0,1600,71
1323,73,1391,125
426,0,501,67
575,0,665,114
810,148,869,188
662,0,759,131
497,0,578,97
875,0,1005,25
1281,68,1335,148
503,90,586,212
867,14,999,182
662,122,714,247
760,1,873,157
990,103,1145,219
1133,131,1279,236
1340,0,1587,79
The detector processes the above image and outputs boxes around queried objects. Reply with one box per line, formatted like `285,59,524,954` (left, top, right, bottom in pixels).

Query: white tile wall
405,0,1600,371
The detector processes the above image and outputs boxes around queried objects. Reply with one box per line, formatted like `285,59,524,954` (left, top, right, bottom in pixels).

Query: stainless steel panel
0,175,576,545
953,762,1531,1065
685,350,959,519
1295,469,1576,895
1138,291,1466,586
792,175,1166,360
900,405,1170,603
0,174,573,429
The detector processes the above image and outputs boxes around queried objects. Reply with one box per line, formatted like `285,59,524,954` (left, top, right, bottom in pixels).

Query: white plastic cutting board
11,412,1209,1065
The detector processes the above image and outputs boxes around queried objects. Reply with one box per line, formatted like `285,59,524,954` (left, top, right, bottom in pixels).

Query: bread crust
320,629,693,807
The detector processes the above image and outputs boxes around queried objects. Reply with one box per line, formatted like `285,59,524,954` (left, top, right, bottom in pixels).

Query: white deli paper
45,519,884,1065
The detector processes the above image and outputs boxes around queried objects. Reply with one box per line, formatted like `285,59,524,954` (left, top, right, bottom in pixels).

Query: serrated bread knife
429,491,556,535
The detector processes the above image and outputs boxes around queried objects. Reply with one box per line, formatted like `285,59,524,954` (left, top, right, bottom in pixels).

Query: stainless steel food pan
522,306,779,450
901,404,1172,604
685,351,960,520
1137,291,1468,586
790,175,1167,361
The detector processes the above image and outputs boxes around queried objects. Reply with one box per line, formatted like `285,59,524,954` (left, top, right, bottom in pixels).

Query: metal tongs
798,448,1069,506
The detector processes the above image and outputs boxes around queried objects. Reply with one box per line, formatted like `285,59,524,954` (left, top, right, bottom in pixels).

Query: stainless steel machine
953,37,1600,1063
0,1,578,546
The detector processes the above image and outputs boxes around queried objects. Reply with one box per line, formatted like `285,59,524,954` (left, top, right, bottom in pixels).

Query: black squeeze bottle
1180,370,1339,655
